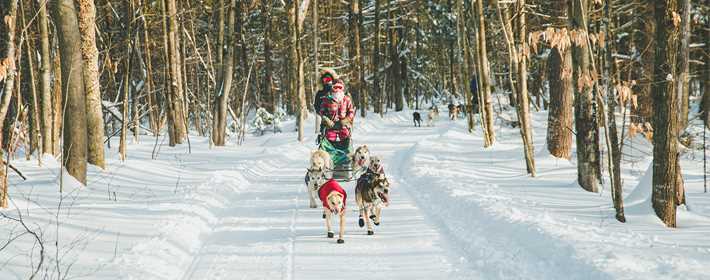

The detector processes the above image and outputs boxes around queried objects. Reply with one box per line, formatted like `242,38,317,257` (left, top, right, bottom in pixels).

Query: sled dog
355,172,391,235
318,179,347,243
413,112,422,127
350,145,371,174
305,167,329,208
427,107,439,127
310,150,333,172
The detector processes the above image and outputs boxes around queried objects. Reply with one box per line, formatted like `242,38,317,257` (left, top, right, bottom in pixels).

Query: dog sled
318,135,356,182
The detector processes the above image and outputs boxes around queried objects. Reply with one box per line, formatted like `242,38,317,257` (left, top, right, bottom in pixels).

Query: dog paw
309,204,317,209
322,213,326,219
369,215,376,220
327,232,334,238
374,222,380,226
358,218,365,228
367,230,374,235
337,239,345,244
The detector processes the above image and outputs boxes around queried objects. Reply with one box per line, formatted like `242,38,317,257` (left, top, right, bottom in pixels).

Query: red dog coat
318,179,347,210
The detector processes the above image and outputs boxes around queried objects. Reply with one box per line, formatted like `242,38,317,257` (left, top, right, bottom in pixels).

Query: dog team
413,101,471,127
305,145,391,244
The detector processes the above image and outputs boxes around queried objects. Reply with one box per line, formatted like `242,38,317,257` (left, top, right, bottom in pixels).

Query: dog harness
318,179,347,210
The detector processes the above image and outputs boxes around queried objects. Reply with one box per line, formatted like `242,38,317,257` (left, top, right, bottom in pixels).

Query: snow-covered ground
1,108,709,279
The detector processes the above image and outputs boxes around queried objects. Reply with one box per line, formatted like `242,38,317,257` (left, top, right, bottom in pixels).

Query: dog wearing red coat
318,179,347,244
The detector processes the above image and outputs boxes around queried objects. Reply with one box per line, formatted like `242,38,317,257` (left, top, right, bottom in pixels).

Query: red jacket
319,94,355,123
318,179,347,210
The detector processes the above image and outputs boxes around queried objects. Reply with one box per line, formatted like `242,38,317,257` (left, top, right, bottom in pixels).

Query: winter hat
320,68,339,83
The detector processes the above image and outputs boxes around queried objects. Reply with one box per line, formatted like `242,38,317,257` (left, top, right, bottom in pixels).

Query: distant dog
318,179,347,243
448,103,459,120
427,107,439,127
350,145,371,175
305,167,329,208
355,172,391,235
413,112,422,127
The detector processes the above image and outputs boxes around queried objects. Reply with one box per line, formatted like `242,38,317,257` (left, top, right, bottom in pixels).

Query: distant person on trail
470,75,480,114
319,79,355,143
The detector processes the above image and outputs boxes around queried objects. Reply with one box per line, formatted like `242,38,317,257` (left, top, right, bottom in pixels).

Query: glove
340,117,352,129
322,116,335,128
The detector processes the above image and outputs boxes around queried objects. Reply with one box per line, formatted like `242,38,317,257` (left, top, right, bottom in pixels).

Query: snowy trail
174,116,478,279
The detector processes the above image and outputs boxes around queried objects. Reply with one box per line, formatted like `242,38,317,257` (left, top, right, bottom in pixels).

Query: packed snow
1,107,709,280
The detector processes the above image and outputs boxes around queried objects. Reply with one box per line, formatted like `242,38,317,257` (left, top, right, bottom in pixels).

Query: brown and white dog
350,145,371,175
355,172,391,235
427,107,439,127
448,103,459,121
318,179,347,243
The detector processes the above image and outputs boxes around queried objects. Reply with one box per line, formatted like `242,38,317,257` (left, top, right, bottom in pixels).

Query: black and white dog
355,171,391,235
413,112,422,127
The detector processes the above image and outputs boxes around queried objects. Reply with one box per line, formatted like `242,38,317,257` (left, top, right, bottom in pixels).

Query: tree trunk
164,0,187,145
53,0,88,185
704,19,710,129
515,0,535,176
604,0,625,222
475,0,496,146
39,0,54,155
350,0,363,117
263,0,274,113
651,0,681,228
359,0,367,117
546,0,573,159
570,0,600,193
633,0,655,125
287,0,306,142
373,0,382,115
676,0,690,131
77,0,105,168
0,0,19,207
212,0,236,146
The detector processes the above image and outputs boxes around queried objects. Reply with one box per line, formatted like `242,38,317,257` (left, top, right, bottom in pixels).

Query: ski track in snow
2,109,710,279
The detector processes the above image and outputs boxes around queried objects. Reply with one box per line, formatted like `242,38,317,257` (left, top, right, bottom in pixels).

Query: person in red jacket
319,79,355,143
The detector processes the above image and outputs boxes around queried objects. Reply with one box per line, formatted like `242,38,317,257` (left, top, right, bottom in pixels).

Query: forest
0,0,709,261
1,0,710,278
